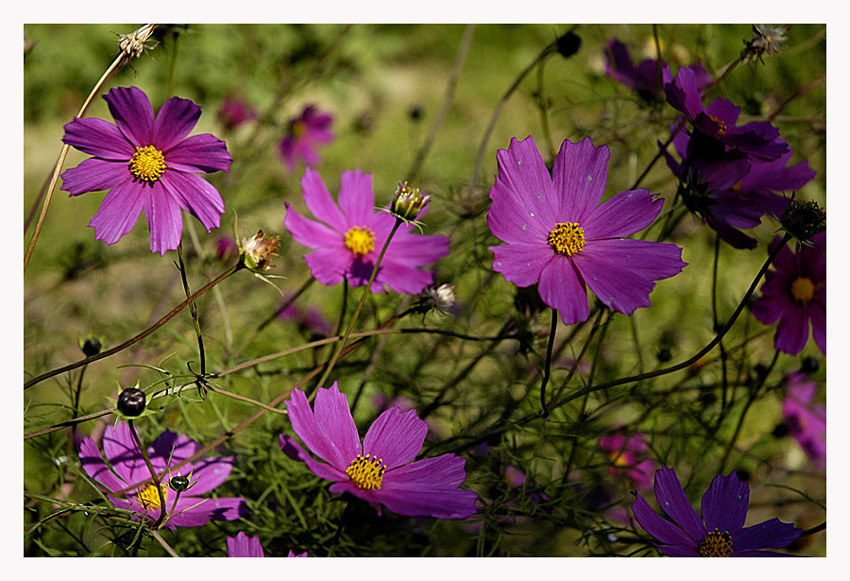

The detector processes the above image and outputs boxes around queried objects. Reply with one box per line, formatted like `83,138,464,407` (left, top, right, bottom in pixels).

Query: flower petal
337,168,375,226
143,182,184,255
304,247,353,287
100,421,148,485
490,242,554,288
284,203,343,250
165,133,232,174
104,86,154,147
301,168,348,231
773,304,810,355
285,384,360,471
551,137,610,221
79,435,127,492
227,532,265,557
279,434,348,483
487,174,551,245
165,496,246,528
495,136,559,226
582,189,664,240
378,454,478,518
62,116,134,160
632,490,697,550
87,179,147,246
652,466,706,544
153,95,201,151
700,471,749,534
362,407,428,469
60,158,132,196
537,255,589,325
161,171,225,232
181,456,234,495
733,518,802,554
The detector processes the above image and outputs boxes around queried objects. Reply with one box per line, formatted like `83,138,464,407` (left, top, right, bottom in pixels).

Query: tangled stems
126,420,168,530
24,262,243,390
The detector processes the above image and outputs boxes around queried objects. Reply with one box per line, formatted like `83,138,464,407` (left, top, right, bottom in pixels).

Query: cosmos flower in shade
662,64,788,161
78,420,246,529
284,168,450,294
226,532,308,557
598,432,655,490
60,86,231,255
632,466,803,556
664,128,816,249
278,105,334,172
276,294,334,337
487,136,686,326
218,97,258,131
279,382,478,519
751,231,825,355
783,372,826,467
604,39,712,102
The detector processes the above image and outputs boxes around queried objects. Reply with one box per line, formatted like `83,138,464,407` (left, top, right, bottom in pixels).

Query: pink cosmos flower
226,532,308,557
751,231,825,355
783,372,826,467
284,168,450,294
60,86,232,255
279,382,478,519
598,432,655,490
218,97,258,131
487,136,686,326
79,420,245,529
278,105,334,172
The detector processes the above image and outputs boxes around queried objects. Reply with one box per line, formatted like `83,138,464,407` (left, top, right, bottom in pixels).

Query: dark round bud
801,356,819,375
556,31,581,59
117,388,146,416
753,363,768,378
656,348,672,363
81,337,102,357
772,422,790,439
780,198,825,242
169,475,191,492
409,105,423,120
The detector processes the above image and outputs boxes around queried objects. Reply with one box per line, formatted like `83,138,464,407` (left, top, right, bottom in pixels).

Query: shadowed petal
62,117,135,160
701,472,749,533
182,456,234,495
165,496,246,529
632,490,697,549
104,86,154,147
653,466,705,544
538,256,589,325
582,189,664,240
279,434,347,483
774,306,810,355
733,518,802,553
165,133,232,174
372,258,436,295
153,96,201,150
88,180,147,246
362,407,428,469
60,158,132,196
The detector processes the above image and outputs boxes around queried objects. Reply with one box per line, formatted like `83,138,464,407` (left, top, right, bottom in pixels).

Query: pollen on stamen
548,222,586,257
129,145,167,182
137,482,168,509
698,529,733,557
344,226,376,255
790,276,816,305
345,453,386,490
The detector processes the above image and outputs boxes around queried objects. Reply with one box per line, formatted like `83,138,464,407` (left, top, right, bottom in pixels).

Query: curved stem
176,242,206,379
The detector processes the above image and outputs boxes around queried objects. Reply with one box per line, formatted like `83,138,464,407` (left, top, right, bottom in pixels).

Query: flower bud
239,230,281,273
389,181,430,221
117,387,147,417
169,475,191,492
556,31,581,59
81,336,102,357
780,199,825,242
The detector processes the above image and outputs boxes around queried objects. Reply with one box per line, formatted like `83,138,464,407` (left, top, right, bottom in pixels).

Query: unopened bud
117,387,147,417
390,181,430,221
169,475,191,492
780,198,825,242
81,336,102,357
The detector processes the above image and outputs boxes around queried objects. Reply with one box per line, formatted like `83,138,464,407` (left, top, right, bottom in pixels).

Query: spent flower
239,229,280,273
743,25,789,63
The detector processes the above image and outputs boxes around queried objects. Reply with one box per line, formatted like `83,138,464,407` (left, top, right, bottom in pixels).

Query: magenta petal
285,385,359,470
227,532,265,557
301,168,348,231
495,136,559,226
165,496,246,528
653,466,705,544
165,134,233,174
733,519,802,553
279,434,348,482
304,247,353,287
810,300,826,353
537,256,589,325
632,490,697,549
490,242,554,288
88,180,147,246
182,456,234,495
487,178,551,244
60,158,132,196
143,182,184,255
551,137,610,220
700,472,749,533
104,86,154,147
774,306,809,355
62,117,134,160
79,436,127,492
582,189,664,239
377,455,478,518
161,171,225,232
284,204,343,250
337,168,374,225
387,232,451,268
153,96,201,150
362,408,428,469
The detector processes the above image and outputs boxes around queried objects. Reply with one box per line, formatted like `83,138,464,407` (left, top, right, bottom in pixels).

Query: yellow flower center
291,120,307,138
608,451,631,468
344,226,376,255
790,276,816,305
547,222,586,257
129,145,167,182
137,482,168,509
345,454,385,490
698,529,733,557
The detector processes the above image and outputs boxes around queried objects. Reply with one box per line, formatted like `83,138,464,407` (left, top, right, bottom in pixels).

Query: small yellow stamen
790,276,816,305
709,115,727,136
137,483,168,509
345,454,385,490
129,145,167,182
344,226,376,255
698,529,733,557
291,120,307,138
548,222,586,257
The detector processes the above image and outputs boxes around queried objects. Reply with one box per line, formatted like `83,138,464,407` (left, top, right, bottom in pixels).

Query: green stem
177,242,206,379
127,420,168,530
539,309,559,416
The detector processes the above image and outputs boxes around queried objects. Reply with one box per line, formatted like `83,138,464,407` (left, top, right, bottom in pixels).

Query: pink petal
490,242,554,288
161,171,225,232
551,137,610,221
301,168,348,231
164,133,232,174
495,136,559,226
60,158,132,196
304,247,354,287
486,178,551,245
362,408,428,469
87,180,147,246
337,169,375,225
284,203,343,250
62,116,134,160
104,86,154,147
153,95,201,150
582,189,664,240
143,182,184,255
537,256,590,325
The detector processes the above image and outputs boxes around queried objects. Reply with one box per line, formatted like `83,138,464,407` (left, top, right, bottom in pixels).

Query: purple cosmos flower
598,432,655,490
783,372,826,467
79,420,246,529
284,168,450,294
276,294,334,336
279,382,478,519
487,136,686,326
60,86,232,255
662,65,788,160
751,231,825,355
218,97,258,131
632,465,803,556
226,532,308,557
604,40,712,102
278,105,334,172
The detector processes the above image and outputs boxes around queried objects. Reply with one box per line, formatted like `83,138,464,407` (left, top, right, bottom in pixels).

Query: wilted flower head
780,198,826,242
414,283,457,315
743,25,789,63
278,105,334,172
239,230,280,273
632,466,802,556
279,382,478,518
60,86,231,255
389,181,430,222
79,420,246,529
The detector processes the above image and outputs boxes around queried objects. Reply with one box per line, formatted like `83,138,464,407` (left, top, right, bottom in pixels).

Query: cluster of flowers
61,28,822,557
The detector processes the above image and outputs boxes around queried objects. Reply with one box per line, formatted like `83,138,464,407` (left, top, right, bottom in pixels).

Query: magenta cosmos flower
487,136,686,326
79,420,246,529
783,371,826,466
279,382,478,519
598,432,655,490
284,168,450,294
278,105,334,172
751,231,825,355
60,86,232,255
226,532,307,557
632,466,802,556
